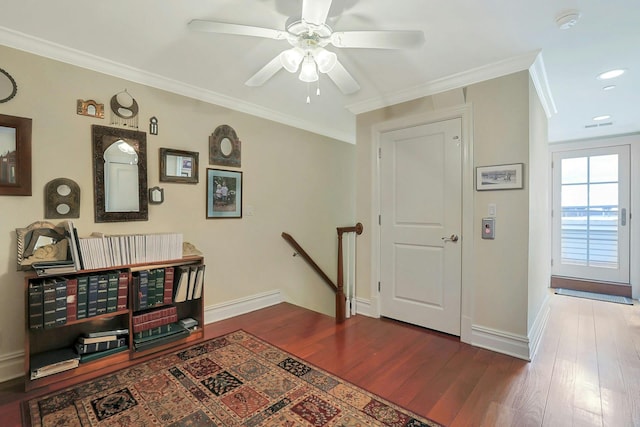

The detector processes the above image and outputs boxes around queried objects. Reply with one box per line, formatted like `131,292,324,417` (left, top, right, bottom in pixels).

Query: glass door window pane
560,155,619,269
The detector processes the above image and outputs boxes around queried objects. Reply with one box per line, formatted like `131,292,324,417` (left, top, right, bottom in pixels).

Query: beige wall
0,45,355,378
466,71,531,336
355,71,539,342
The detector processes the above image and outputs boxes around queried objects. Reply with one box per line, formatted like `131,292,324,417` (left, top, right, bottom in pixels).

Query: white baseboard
527,293,551,361
204,290,284,324
471,325,531,361
0,350,24,383
351,297,375,318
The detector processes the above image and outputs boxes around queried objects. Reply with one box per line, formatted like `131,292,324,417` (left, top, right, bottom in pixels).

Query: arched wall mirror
92,125,148,222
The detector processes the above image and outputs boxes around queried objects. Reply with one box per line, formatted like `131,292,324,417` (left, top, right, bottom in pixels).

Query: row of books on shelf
32,220,185,276
30,318,199,380
28,264,206,330
77,231,184,270
131,264,205,311
28,271,128,329
30,328,130,380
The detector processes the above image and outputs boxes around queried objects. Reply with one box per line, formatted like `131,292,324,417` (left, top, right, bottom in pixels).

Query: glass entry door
552,146,630,283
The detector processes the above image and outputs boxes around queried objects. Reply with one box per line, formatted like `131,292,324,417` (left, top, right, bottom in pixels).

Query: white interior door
379,118,462,336
552,145,630,283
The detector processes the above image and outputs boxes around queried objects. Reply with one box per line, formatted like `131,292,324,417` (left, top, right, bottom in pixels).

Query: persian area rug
26,330,442,426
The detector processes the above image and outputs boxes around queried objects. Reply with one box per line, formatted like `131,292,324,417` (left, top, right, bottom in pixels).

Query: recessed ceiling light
593,115,611,121
556,10,581,30
597,69,625,80
603,85,616,91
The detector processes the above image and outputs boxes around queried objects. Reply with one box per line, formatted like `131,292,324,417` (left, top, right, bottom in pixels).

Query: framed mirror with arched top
209,124,241,168
91,125,148,222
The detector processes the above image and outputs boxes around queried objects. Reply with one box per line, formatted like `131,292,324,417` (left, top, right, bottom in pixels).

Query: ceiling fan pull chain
316,79,320,96
306,82,311,104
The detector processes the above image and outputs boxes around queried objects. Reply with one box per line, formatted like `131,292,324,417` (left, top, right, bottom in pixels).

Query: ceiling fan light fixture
280,48,304,73
299,56,319,82
314,48,337,73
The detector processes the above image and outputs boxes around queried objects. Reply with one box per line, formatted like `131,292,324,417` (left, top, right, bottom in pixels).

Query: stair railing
281,223,363,323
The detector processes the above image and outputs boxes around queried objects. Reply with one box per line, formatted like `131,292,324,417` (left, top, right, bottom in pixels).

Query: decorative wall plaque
209,124,241,168
45,178,80,218
77,99,105,118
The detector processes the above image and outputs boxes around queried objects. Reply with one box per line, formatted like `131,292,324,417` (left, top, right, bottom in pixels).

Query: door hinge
551,259,554,266
378,281,381,292
378,147,381,159
378,214,381,225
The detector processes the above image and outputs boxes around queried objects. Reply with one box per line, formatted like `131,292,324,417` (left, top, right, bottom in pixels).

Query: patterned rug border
24,329,443,426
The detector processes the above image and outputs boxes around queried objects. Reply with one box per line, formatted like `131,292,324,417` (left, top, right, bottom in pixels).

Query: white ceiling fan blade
331,30,424,49
326,60,360,94
245,54,284,87
188,20,287,40
302,0,333,26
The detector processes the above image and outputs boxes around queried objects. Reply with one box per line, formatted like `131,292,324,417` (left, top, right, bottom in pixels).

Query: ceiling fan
188,0,424,99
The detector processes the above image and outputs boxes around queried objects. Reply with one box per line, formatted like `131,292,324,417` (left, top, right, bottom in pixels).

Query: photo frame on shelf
476,163,524,190
206,168,242,218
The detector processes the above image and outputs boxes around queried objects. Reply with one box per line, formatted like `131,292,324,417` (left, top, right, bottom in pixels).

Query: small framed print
476,163,524,190
206,168,242,218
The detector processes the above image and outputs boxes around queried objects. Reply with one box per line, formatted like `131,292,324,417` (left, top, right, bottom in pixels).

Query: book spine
54,279,67,326
117,271,128,310
163,266,174,305
138,270,148,310
155,268,165,307
132,306,178,332
147,269,156,307
65,277,78,323
106,272,118,313
133,323,173,340
28,282,44,330
75,337,127,354
77,276,88,319
96,274,109,315
87,275,99,317
43,281,57,328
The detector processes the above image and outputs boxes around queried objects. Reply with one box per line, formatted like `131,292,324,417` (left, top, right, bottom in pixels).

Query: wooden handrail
281,232,337,292
282,223,363,324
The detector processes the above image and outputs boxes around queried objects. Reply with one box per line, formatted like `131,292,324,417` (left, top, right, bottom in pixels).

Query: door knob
441,234,459,243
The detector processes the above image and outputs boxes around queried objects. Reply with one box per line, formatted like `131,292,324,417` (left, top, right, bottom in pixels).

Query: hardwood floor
2,293,639,426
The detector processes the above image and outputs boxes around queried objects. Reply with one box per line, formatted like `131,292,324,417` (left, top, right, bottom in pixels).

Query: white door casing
379,118,462,335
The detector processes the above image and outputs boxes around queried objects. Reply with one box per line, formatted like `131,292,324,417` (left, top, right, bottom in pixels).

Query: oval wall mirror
0,68,17,103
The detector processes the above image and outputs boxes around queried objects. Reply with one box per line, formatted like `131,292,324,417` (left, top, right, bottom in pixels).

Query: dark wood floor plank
2,296,639,427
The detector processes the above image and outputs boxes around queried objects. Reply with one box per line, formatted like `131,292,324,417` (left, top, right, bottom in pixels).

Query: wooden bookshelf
24,256,205,392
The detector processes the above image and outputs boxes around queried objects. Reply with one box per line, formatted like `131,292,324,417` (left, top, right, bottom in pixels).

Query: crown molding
528,52,557,118
0,26,355,144
346,50,543,115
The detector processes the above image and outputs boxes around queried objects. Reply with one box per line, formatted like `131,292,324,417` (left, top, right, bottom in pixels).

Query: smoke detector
556,10,581,30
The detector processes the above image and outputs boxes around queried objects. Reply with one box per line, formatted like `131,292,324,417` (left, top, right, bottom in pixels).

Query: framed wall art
476,163,524,190
206,168,242,218
0,113,32,196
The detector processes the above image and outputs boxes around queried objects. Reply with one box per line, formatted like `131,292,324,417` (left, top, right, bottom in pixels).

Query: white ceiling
0,0,638,144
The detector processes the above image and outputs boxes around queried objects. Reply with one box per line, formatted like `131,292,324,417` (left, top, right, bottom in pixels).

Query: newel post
336,223,363,323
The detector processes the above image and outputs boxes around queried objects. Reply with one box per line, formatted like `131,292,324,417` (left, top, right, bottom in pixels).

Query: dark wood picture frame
159,148,199,184
0,113,32,196
92,125,148,222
